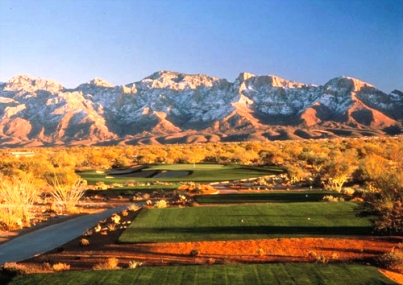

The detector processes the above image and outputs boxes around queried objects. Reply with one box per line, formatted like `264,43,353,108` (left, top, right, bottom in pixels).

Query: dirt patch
17,208,403,276
379,269,403,285
2,198,402,283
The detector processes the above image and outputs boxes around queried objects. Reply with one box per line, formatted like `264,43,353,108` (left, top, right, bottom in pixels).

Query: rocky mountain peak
265,75,306,89
88,78,114,88
236,73,307,89
4,74,63,92
145,70,175,80
236,72,255,83
141,70,221,90
390,90,403,96
324,76,374,93
0,71,401,147
77,78,115,93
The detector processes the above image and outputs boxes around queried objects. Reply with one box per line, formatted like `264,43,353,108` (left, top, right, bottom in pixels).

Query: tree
324,150,357,192
363,171,403,234
358,153,389,189
260,150,285,166
285,164,308,184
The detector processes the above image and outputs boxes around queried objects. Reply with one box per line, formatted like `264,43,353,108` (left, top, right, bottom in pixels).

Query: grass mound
118,202,373,243
79,164,284,184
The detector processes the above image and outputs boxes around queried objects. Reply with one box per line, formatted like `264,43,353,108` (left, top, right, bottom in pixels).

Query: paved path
0,206,127,265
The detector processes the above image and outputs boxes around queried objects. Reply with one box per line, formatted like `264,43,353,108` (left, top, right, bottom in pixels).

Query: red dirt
2,200,402,284
12,209,402,283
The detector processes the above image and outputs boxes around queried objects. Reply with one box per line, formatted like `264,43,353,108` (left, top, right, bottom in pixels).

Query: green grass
86,185,179,194
118,202,373,243
78,164,284,185
195,191,350,204
6,263,396,285
146,164,228,170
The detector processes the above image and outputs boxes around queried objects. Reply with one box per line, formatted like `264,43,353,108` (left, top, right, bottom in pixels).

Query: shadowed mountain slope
0,72,402,147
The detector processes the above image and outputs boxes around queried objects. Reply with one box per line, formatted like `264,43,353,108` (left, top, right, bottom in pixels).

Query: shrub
79,238,90,246
52,263,70,271
315,254,328,264
125,180,136,187
82,228,93,237
308,251,317,259
154,200,168,208
257,248,265,256
42,262,52,271
111,213,121,224
376,248,403,270
362,170,403,234
107,223,116,231
95,181,108,190
50,178,87,213
322,195,344,202
93,223,102,233
0,176,39,230
127,204,142,212
341,187,355,196
128,260,143,269
1,262,28,276
190,249,200,256
93,258,119,270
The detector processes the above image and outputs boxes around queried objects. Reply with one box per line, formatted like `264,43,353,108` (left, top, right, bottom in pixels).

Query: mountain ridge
0,71,402,147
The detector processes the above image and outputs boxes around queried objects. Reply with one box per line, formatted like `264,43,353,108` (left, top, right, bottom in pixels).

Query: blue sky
0,0,402,92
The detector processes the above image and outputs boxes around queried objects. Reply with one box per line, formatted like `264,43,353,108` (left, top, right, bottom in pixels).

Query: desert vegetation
0,175,39,229
1,136,401,233
0,136,402,284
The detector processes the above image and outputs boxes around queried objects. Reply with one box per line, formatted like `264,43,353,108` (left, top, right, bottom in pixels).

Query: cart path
0,206,127,265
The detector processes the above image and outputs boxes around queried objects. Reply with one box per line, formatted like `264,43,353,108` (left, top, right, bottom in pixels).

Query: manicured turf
195,191,350,204
78,164,283,185
118,202,373,243
86,185,178,195
146,164,228,170
6,263,396,285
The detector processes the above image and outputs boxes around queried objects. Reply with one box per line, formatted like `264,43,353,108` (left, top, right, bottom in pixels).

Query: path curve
0,206,127,265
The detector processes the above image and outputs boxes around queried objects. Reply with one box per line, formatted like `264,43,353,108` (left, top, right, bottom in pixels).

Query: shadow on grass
120,225,374,243
195,192,350,204
0,275,12,285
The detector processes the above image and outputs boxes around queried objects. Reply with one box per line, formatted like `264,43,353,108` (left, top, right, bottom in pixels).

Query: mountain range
0,71,402,147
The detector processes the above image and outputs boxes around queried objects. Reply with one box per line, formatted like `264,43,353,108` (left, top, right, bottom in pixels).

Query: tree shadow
120,225,374,243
